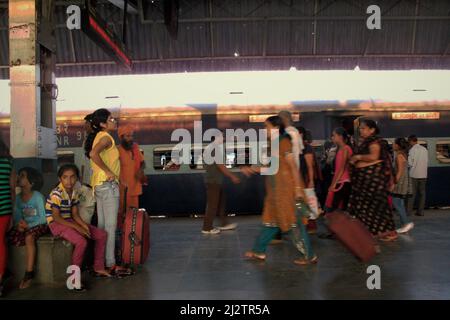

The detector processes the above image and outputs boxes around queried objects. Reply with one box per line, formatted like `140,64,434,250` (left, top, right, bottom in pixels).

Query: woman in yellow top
84,108,132,276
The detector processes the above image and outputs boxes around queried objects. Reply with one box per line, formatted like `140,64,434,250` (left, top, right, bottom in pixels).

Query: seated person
45,164,110,291
9,167,48,289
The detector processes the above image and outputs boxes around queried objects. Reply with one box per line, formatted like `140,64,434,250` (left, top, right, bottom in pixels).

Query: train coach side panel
139,173,265,216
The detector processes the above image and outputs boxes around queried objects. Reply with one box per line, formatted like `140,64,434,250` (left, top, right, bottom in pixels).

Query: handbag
304,188,321,219
295,199,312,225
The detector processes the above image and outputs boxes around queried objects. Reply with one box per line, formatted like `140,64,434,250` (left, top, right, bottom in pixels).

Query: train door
326,114,360,140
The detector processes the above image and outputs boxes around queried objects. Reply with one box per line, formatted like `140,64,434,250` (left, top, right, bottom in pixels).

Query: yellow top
90,131,120,189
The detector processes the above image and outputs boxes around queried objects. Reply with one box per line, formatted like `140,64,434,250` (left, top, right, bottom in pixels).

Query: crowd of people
0,107,430,296
202,111,429,265
0,108,148,295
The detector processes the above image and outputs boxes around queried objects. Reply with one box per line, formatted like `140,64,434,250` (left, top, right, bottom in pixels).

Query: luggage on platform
121,207,150,265
326,210,377,263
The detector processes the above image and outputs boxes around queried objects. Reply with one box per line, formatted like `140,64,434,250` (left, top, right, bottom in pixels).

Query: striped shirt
45,183,80,223
0,157,13,216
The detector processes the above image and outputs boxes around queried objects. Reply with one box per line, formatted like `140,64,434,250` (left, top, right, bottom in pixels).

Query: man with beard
117,125,146,228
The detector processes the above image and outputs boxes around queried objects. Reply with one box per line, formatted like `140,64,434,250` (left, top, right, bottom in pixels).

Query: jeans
95,181,120,267
407,178,427,215
392,197,410,227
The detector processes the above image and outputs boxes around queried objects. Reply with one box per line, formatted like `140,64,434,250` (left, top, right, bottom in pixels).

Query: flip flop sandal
294,256,318,265
113,268,134,278
93,272,112,278
244,251,266,261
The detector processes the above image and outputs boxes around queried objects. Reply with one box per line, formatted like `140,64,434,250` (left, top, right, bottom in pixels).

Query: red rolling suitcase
122,207,150,265
326,210,377,263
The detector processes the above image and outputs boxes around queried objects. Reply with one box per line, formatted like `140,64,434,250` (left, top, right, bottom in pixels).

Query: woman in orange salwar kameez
242,116,317,265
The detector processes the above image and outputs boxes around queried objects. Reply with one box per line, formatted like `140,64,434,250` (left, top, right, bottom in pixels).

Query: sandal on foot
110,265,134,277
72,285,87,292
379,234,398,242
244,251,266,261
93,270,112,278
294,256,318,265
269,239,283,245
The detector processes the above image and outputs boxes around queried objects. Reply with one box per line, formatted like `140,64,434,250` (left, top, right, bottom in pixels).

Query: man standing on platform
118,125,146,227
202,135,241,235
407,135,428,217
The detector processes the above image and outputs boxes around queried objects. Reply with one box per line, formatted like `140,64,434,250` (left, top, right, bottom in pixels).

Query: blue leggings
252,220,315,259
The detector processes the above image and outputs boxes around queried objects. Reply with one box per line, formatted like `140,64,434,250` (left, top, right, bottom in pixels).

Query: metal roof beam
138,0,145,23
244,0,268,17
444,42,450,56
107,0,139,14
68,30,77,62
0,0,135,9
262,17,268,57
1,53,443,69
313,0,319,55
208,0,214,57
134,15,450,23
1,53,448,70
47,15,450,28
411,0,420,54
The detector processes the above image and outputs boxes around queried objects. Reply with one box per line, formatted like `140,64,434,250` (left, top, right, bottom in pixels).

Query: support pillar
9,0,57,194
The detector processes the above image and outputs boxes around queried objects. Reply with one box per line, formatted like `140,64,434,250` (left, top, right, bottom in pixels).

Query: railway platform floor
3,209,450,300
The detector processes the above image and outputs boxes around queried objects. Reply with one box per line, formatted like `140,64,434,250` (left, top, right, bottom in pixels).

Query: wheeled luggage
326,210,377,262
122,207,150,265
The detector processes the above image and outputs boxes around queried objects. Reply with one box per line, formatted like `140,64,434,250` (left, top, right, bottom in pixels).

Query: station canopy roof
0,0,449,79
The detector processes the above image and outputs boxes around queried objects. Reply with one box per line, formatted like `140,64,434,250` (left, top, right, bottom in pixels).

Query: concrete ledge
8,235,73,287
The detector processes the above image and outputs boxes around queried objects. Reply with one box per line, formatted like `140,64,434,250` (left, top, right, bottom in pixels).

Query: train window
153,147,180,171
311,143,325,160
418,140,427,149
57,151,74,166
436,141,450,164
225,144,253,168
190,146,205,170
189,144,257,170
225,151,236,168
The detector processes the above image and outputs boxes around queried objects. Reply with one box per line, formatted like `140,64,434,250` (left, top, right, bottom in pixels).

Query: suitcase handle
129,232,142,246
